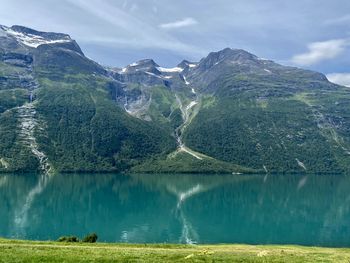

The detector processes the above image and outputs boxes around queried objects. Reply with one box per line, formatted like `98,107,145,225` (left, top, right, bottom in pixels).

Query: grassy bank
0,239,350,262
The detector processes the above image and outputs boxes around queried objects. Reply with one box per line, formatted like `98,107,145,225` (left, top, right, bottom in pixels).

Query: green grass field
0,239,350,262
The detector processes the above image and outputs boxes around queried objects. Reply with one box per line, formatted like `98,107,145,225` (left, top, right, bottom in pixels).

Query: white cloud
65,0,204,55
159,17,198,30
326,73,350,87
291,39,348,66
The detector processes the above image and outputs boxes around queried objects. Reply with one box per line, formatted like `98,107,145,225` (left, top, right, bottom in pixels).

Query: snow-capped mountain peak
0,25,72,48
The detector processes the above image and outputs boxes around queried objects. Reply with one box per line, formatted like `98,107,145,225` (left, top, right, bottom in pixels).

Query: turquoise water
0,173,349,246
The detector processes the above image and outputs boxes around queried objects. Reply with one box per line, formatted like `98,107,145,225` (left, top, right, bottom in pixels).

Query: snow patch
145,71,161,78
188,64,197,68
183,75,190,85
4,27,71,48
264,69,272,73
129,62,139,67
157,66,183,73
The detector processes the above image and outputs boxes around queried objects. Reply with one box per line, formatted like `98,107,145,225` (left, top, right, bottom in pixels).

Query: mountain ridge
0,24,349,174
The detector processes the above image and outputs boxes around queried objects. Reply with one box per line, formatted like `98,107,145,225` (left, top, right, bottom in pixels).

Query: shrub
82,233,98,243
57,236,79,242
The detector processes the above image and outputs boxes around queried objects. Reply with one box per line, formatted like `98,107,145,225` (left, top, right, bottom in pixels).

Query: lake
0,173,349,247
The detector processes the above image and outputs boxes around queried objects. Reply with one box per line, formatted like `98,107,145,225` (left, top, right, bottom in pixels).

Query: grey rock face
0,53,33,67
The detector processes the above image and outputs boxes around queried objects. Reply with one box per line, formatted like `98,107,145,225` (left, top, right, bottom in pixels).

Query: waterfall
174,94,203,160
17,103,52,175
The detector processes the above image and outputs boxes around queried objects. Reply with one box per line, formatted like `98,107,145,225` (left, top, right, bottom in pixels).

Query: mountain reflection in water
0,173,349,247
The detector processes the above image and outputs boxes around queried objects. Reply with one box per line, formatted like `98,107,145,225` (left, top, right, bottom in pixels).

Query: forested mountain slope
0,25,349,174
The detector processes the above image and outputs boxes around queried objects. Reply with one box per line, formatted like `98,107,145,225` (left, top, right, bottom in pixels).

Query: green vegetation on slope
0,109,39,172
0,239,350,263
184,75,350,173
1,35,350,174
34,75,176,173
146,85,184,132
0,89,36,171
131,151,257,174
0,89,28,113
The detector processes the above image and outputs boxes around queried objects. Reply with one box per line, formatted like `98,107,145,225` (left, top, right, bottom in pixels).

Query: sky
1,0,350,86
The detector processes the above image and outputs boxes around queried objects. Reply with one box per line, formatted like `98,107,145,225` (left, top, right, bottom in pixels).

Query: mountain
0,25,175,173
0,25,349,174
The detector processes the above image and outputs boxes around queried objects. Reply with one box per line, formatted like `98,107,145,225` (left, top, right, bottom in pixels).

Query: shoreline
1,238,350,262
0,170,347,175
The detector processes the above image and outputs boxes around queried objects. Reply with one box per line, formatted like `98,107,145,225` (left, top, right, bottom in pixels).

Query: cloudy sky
1,0,350,86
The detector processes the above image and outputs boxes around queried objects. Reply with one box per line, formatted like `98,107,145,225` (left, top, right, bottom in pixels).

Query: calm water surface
0,173,349,246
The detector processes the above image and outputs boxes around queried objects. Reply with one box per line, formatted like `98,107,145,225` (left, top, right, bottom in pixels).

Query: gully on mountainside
174,88,203,160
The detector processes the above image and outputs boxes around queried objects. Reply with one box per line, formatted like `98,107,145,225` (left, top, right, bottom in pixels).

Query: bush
57,236,79,242
82,233,98,243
